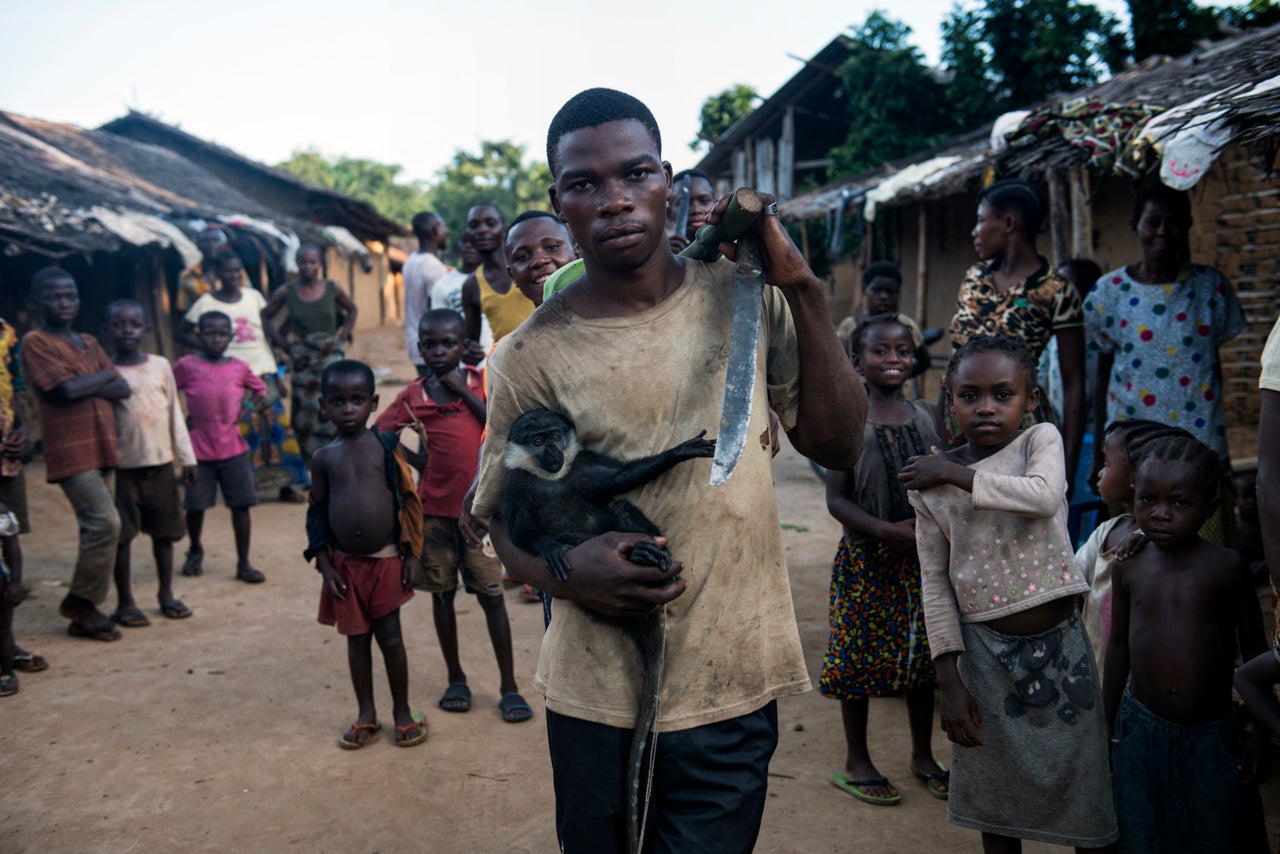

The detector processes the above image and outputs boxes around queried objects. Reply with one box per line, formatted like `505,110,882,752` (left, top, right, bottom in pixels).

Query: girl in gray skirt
900,335,1117,852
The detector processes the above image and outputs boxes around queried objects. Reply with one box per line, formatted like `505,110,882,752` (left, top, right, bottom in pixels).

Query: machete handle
678,187,762,263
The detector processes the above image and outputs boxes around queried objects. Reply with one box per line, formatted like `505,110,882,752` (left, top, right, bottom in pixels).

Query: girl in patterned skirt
823,313,948,806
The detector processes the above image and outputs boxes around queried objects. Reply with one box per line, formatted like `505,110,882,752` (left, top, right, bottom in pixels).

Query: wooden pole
778,106,795,201
800,219,810,263
1048,170,1071,267
915,203,929,327
1069,168,1092,258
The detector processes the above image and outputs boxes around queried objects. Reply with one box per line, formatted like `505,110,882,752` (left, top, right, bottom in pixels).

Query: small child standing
375,308,531,723
22,267,130,641
1,499,25,695
307,360,427,748
1105,435,1267,852
901,335,1116,851
1075,418,1188,670
173,312,268,583
823,314,948,805
107,300,198,625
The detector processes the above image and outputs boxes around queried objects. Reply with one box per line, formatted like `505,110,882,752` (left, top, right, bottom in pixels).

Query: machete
677,188,764,486
672,174,692,245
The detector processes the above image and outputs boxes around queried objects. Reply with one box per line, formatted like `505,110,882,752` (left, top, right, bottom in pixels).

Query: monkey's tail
624,612,665,854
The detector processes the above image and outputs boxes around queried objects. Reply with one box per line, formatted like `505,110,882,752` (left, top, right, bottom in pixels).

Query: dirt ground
2,326,1277,853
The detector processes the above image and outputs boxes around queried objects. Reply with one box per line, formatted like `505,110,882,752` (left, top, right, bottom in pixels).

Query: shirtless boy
306,359,428,749
1104,434,1267,852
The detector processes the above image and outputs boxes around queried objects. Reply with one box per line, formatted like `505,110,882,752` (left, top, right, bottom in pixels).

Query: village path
1,325,1276,853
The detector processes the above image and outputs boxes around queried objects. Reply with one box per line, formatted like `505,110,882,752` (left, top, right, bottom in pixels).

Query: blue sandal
499,692,533,723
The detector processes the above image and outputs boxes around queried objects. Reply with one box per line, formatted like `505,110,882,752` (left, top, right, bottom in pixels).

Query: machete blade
710,232,766,487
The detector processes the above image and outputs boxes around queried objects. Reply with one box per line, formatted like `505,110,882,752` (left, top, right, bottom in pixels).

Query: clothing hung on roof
90,207,202,267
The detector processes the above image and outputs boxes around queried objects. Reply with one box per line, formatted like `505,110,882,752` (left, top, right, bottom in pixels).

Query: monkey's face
533,428,568,474
506,410,579,481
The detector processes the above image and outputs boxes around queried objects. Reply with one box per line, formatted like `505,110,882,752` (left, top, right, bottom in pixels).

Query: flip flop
338,720,381,750
181,550,204,576
831,772,901,806
67,621,122,642
499,692,533,724
110,606,151,628
395,712,428,747
913,761,950,799
439,683,471,713
13,651,48,673
159,599,193,620
235,566,266,584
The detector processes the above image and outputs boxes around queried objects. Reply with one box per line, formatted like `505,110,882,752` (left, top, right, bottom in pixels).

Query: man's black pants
546,701,779,853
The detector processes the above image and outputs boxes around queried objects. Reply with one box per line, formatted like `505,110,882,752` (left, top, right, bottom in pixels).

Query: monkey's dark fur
499,409,714,854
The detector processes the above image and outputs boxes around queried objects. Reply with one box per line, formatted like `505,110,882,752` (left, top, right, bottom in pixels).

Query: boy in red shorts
307,359,427,748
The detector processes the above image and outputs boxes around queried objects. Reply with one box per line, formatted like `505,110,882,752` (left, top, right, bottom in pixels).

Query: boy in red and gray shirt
375,308,530,723
22,268,130,641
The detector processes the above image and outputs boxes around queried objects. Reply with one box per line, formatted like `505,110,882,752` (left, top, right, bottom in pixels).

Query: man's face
198,232,225,260
506,218,576,305
35,279,80,327
466,205,505,255
549,119,672,272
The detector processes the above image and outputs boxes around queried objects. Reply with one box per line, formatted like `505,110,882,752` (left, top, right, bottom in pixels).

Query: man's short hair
862,261,903,289
506,210,566,240
419,308,465,337
546,88,661,177
411,212,441,239
673,168,711,185
30,266,75,299
197,310,232,330
320,359,376,397
106,299,145,321
467,202,506,226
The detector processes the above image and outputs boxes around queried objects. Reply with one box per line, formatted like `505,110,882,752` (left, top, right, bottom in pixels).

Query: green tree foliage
943,0,1127,115
692,85,760,151
1216,0,1280,29
277,140,553,241
1128,0,1219,60
277,149,431,225
423,140,553,240
828,13,955,176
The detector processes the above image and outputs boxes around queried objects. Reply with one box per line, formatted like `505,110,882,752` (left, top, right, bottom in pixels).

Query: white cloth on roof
218,214,301,273
90,207,202,267
863,156,962,222
1142,74,1280,190
990,111,1031,151
322,225,370,259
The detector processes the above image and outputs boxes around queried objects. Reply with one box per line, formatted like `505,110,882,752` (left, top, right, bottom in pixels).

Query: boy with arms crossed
106,300,198,625
473,89,864,850
307,360,427,748
23,268,130,641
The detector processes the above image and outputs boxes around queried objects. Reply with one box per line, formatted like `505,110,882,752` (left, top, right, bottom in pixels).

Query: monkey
498,409,714,854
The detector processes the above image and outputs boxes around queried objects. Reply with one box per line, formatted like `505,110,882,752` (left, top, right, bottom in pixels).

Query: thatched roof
778,129,988,223
101,112,405,241
779,24,1280,223
998,23,1280,176
0,111,307,256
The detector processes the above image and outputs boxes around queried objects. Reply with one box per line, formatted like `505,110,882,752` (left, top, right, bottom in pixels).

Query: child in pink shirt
172,312,268,584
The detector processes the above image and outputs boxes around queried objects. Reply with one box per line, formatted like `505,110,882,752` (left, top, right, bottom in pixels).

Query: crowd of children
4,169,1280,853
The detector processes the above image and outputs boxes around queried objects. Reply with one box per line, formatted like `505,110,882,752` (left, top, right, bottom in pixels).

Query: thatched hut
101,112,405,332
778,24,1280,438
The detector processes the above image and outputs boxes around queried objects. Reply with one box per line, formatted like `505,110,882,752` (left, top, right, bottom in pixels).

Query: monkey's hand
542,547,572,583
628,540,673,573
560,533,687,619
675,430,716,460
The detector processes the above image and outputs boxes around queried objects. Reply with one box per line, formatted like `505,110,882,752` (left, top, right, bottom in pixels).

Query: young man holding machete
471,88,865,852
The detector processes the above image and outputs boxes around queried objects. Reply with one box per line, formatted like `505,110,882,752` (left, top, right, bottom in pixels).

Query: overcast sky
4,0,1139,185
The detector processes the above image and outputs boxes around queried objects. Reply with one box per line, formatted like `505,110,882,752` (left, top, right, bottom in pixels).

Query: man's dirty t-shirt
473,257,810,732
